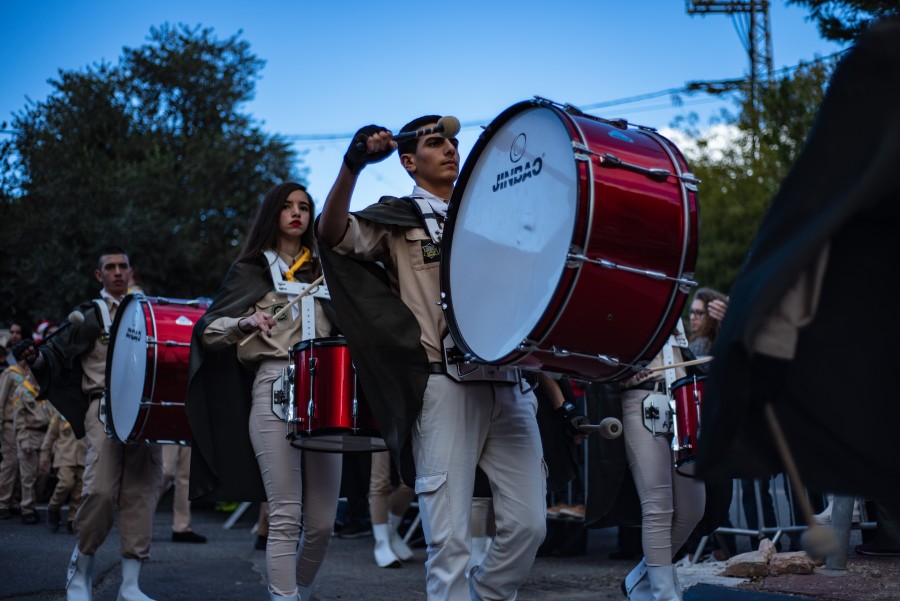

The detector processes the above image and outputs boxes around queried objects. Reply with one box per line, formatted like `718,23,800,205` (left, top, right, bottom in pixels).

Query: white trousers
412,375,546,601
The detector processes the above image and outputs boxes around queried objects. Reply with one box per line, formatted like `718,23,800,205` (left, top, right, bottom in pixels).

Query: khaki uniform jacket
41,409,87,468
12,374,49,451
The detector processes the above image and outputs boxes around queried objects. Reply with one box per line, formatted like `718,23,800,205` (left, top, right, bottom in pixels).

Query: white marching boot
66,546,94,601
116,557,156,601
622,557,650,600
268,587,303,600
388,512,414,561
372,523,402,568
647,564,682,601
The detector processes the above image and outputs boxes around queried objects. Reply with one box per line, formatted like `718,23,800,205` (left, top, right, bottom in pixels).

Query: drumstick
238,275,325,348
643,356,714,372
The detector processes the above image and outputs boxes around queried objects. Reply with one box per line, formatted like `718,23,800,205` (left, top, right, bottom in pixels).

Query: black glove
343,125,394,175
556,400,589,437
12,339,35,363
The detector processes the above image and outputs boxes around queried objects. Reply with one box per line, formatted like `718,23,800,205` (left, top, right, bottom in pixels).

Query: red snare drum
441,98,698,381
670,374,705,475
286,337,386,452
106,294,208,444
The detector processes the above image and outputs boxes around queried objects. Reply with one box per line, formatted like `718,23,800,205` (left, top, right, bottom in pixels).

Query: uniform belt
428,362,446,375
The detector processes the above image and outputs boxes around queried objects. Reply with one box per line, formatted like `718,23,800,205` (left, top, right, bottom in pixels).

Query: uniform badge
273,304,287,321
421,241,441,264
99,333,110,345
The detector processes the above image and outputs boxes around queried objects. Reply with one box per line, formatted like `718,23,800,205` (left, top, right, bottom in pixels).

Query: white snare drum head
448,106,578,362
108,296,148,442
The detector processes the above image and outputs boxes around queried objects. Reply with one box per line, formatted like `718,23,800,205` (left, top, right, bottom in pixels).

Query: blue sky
0,1,844,210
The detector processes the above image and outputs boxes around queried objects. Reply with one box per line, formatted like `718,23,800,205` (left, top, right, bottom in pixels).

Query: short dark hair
97,246,129,269
396,115,442,157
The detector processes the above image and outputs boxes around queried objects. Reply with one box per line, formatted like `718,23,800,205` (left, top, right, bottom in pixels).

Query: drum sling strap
407,196,444,244
92,299,113,433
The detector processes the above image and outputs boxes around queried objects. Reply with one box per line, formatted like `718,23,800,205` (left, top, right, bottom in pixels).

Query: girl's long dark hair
235,182,318,269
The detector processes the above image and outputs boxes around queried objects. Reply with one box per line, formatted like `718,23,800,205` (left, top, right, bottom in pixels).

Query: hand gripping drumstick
238,275,325,348
643,356,714,372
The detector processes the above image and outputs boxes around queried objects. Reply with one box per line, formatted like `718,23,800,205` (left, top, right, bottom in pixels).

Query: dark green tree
681,58,836,293
0,24,297,325
787,0,899,42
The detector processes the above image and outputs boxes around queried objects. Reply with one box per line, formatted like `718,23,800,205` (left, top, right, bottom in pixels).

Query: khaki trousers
76,398,162,559
160,445,192,533
16,428,45,514
250,362,342,596
368,450,415,524
49,464,85,521
621,389,706,566
0,420,19,509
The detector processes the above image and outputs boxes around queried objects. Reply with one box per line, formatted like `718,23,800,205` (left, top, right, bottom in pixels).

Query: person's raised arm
317,125,396,247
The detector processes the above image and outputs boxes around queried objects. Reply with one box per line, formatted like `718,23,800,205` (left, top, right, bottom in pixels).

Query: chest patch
421,241,441,263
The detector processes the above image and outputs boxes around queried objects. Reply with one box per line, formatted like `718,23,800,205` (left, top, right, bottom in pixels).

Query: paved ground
1,497,899,600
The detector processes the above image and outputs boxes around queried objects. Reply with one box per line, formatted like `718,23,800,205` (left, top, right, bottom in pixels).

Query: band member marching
317,116,547,600
185,182,341,601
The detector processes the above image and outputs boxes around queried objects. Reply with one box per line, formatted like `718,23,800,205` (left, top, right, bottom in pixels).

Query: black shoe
172,530,207,543
856,541,900,557
0,508,10,520
67,521,75,533
336,520,372,539
254,535,267,550
47,508,61,533
21,512,40,525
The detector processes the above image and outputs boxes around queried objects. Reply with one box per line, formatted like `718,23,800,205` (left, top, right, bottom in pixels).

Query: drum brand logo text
125,326,142,342
492,158,542,192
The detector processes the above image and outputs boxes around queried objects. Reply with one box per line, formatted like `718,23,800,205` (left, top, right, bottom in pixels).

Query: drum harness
638,320,690,439
91,298,114,436
405,196,526,390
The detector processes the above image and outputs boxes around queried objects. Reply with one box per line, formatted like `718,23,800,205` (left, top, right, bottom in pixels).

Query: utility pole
687,1,774,151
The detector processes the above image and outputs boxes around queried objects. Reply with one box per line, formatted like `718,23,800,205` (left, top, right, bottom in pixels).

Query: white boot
647,564,681,601
372,523,401,568
66,546,94,601
388,512,414,561
117,558,156,601
622,557,650,600
268,588,302,600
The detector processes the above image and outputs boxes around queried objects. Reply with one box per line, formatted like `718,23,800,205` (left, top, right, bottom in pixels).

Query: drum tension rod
567,252,698,288
596,152,670,183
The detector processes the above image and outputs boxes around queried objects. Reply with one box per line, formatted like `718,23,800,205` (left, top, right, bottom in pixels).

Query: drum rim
290,336,349,353
670,373,707,390
105,293,155,443
441,98,587,365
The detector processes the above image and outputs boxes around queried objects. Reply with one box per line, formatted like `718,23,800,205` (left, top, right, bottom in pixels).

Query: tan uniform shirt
0,367,23,422
81,294,120,396
41,409,87,468
13,375,49,450
203,252,332,364
332,216,445,363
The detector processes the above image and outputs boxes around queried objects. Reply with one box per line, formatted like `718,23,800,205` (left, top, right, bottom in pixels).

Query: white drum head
108,296,149,442
448,106,579,362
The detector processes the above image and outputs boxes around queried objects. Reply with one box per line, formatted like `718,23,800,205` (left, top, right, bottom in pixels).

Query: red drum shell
289,337,386,452
441,99,698,381
106,295,207,444
670,374,705,473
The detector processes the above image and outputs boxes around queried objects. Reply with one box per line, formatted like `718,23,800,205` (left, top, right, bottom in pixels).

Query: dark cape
33,301,104,439
185,258,271,502
695,17,900,498
317,196,430,488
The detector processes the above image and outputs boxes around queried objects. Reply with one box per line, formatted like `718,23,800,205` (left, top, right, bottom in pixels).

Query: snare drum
670,374,705,475
441,98,698,381
106,294,208,444
281,337,386,452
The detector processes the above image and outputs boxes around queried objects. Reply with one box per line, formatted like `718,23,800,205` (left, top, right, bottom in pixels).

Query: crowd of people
3,17,900,600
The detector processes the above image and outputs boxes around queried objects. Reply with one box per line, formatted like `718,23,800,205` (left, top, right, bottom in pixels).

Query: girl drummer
186,182,340,601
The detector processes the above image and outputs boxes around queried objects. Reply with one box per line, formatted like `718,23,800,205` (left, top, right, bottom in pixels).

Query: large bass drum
106,294,207,444
441,98,698,381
